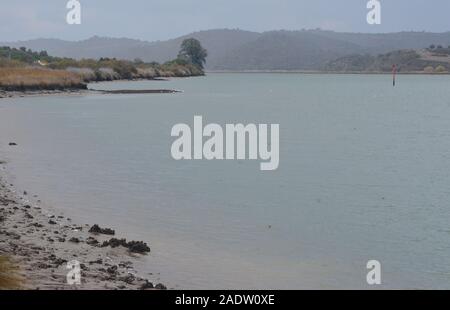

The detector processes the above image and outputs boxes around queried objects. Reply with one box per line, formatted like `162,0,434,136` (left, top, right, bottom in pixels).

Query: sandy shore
0,160,166,290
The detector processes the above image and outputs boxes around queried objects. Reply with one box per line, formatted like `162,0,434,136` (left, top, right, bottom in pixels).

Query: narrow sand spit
0,88,181,99
0,89,92,99
0,167,166,290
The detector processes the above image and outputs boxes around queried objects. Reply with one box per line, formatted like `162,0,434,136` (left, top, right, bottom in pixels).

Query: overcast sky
1,0,449,42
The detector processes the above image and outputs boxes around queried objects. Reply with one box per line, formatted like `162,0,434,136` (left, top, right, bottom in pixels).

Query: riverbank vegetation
324,49,450,73
0,38,207,91
0,67,85,91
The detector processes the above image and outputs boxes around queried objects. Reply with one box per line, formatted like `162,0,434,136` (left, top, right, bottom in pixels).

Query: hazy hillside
315,31,450,54
129,29,261,66
325,49,450,73
3,29,450,71
211,30,365,70
2,29,261,67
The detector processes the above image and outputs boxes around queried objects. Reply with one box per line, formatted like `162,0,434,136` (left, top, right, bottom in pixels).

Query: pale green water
1,73,450,289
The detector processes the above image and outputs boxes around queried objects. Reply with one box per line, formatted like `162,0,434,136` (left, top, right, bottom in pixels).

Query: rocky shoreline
0,161,167,290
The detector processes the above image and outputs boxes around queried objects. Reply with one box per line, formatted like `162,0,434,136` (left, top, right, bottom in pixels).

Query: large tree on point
178,38,208,69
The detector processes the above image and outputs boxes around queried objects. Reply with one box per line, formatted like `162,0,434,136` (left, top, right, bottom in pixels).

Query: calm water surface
1,73,450,289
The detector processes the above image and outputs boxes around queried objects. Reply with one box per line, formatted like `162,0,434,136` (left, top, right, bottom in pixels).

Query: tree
178,38,208,69
429,44,436,50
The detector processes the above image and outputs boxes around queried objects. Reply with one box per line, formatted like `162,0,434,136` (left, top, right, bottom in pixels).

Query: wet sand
0,160,166,290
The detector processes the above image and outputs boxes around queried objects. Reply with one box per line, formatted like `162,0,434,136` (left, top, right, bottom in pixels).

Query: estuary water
1,73,450,289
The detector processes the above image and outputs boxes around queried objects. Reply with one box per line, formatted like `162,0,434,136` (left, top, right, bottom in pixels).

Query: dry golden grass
0,67,85,90
0,256,22,290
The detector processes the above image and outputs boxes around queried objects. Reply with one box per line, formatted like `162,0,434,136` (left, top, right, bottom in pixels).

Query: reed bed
0,67,86,91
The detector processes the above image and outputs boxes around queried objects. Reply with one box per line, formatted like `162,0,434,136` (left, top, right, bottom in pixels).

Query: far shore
2,69,449,99
2,70,448,99
206,70,450,75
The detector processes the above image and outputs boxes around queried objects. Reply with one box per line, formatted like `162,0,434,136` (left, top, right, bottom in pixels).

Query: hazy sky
1,0,449,42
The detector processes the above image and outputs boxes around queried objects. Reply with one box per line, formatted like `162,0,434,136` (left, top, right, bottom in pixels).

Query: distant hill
210,30,365,70
3,29,450,71
1,29,261,68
